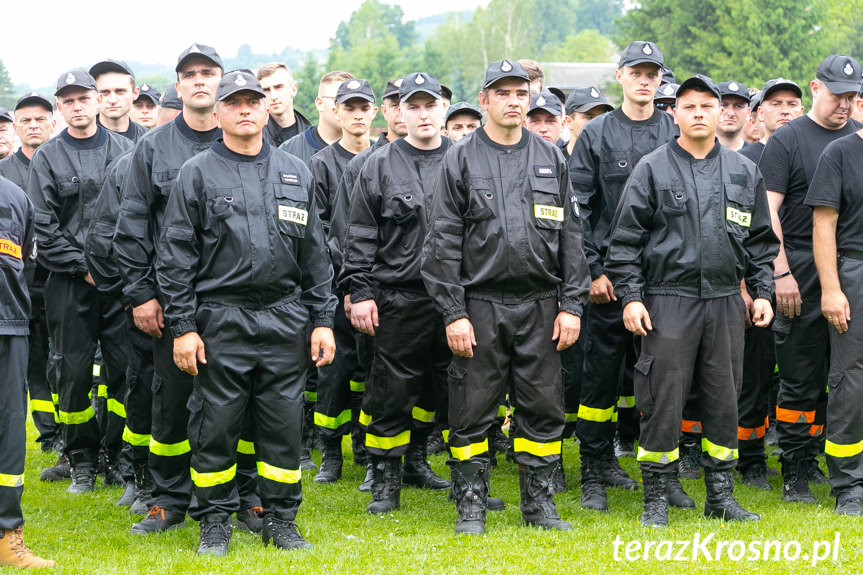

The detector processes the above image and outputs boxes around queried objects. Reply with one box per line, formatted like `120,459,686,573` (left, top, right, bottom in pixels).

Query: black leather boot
519,463,572,530
402,433,450,490
640,470,669,527
449,459,488,535
704,468,760,521
314,437,343,483
366,457,401,514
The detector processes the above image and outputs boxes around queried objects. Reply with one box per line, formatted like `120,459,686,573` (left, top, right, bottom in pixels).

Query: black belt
841,250,863,261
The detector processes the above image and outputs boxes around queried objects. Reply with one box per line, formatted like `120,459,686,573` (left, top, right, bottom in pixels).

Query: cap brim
54,83,96,97
763,84,802,100
176,54,222,73
89,62,133,79
400,88,441,101
718,92,750,104
571,102,613,114
821,80,862,96
16,96,53,112
677,78,721,100
135,94,161,106
620,58,662,68
336,93,375,104
528,105,562,116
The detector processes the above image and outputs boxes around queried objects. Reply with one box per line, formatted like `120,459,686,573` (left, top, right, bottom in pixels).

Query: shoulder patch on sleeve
534,165,556,178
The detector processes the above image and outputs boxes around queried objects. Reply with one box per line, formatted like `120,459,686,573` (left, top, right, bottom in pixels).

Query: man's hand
552,311,581,351
775,273,802,318
311,327,336,367
83,272,96,287
350,299,378,335
173,332,206,375
589,274,616,305
133,298,164,337
822,288,851,334
622,301,652,336
446,318,476,358
741,285,754,329
343,294,352,322
751,298,774,328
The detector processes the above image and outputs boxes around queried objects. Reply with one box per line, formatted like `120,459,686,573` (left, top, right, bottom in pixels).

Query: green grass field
10,419,863,575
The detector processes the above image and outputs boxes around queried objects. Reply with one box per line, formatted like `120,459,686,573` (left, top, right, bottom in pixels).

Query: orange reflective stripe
809,424,824,437
738,416,769,441
681,420,702,434
0,239,22,259
775,406,815,424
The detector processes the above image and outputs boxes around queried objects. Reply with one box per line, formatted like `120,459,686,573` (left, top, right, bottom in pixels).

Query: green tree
575,0,625,36
294,54,323,119
544,30,617,63
0,60,16,109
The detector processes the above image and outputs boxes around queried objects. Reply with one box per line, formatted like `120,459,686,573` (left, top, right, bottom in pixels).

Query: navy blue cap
400,72,442,101
528,89,563,116
718,81,750,103
565,86,613,114
337,79,375,104
135,84,162,106
216,71,265,102
15,92,53,112
816,54,863,95
445,102,482,124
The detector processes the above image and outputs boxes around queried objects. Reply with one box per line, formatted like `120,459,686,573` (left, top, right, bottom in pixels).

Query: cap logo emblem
235,74,247,86
729,82,739,91
501,60,513,72
536,96,546,106
415,74,425,85
30,92,39,97
190,44,201,53
844,63,854,76
590,88,600,98
141,83,149,91
394,78,403,87
663,85,674,95
642,44,653,55
347,80,361,90
66,72,76,84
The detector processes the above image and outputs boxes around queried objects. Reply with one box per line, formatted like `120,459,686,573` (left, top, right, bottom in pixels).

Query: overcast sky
2,0,489,89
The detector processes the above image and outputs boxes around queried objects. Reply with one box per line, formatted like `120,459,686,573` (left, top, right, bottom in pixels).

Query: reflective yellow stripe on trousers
366,430,411,450
513,438,561,458
701,438,738,461
577,404,616,423
237,440,256,455
0,473,24,488
314,409,351,430
450,438,489,461
150,438,191,456
122,427,151,447
58,405,95,425
637,446,679,464
257,461,300,484
191,464,236,488
825,438,863,458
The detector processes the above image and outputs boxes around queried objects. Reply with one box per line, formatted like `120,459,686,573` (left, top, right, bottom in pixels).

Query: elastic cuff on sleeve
350,287,374,304
443,306,469,326
171,319,198,338
559,299,583,318
312,313,335,329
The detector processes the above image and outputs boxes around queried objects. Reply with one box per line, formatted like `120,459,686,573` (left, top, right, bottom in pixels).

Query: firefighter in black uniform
257,62,312,147
157,70,336,556
605,75,778,527
114,44,261,535
341,73,454,514
422,60,590,535
0,93,58,458
568,41,677,512
0,175,55,569
89,59,149,142
27,69,133,495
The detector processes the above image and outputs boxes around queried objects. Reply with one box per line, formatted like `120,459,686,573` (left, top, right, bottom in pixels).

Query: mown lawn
10,418,862,575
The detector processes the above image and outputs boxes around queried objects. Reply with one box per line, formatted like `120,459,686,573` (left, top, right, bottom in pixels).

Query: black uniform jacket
264,110,312,148
339,137,451,303
27,127,132,275
0,150,30,190
605,139,779,306
0,176,36,334
421,127,590,326
569,108,677,280
156,140,337,338
114,114,221,308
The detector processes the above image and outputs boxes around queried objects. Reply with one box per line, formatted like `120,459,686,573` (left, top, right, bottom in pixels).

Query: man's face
674,89,720,142
335,98,377,137
381,97,407,137
56,87,99,130
525,109,562,143
215,92,268,138
259,68,297,116
759,90,804,134
96,72,137,120
718,95,749,136
131,99,158,128
400,93,444,142
444,113,481,142
0,121,13,158
479,79,530,130
566,106,606,142
810,80,856,129
176,57,222,111
616,63,662,106
14,105,54,148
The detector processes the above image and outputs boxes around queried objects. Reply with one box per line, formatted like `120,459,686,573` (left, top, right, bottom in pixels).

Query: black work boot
704,469,760,521
739,463,771,490
131,504,186,534
834,487,863,516
552,449,566,493
358,463,373,492
314,437,343,484
601,451,639,490
427,425,447,455
351,408,369,466
641,470,669,527
449,459,488,535
519,463,572,531
807,458,828,484
130,462,155,515
366,457,401,514
402,433,450,490
781,457,817,503
197,515,232,556
614,433,636,458
666,472,695,509
40,454,71,482
580,455,608,512
678,440,701,479
67,450,96,495
262,516,313,550
236,506,263,534
102,450,125,487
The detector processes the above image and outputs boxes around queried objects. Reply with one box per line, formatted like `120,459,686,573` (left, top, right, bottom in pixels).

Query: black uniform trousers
122,309,153,466
27,276,57,448
44,272,127,465
825,256,863,495
561,306,587,438
0,337,27,530
577,299,635,457
314,292,364,440
737,321,775,472
188,300,307,522
635,295,743,473
448,294,564,467
773,245,828,463
364,289,448,458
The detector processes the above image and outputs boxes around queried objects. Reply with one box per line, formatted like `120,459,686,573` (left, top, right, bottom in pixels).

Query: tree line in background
1,0,861,115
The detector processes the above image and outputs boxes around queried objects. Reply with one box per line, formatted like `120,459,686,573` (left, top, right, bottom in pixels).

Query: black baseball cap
528,89,562,116
816,54,863,95
55,69,97,97
749,90,763,112
565,86,613,115
0,108,12,123
619,41,663,68
336,79,375,104
441,85,453,102
761,78,802,101
135,83,162,106
676,74,721,100
483,59,530,89
661,66,676,86
160,84,182,110
445,102,482,125
216,71,265,102
382,78,403,100
15,92,53,113
176,43,223,73
399,72,442,101
89,59,135,80
654,82,679,102
718,81,750,103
